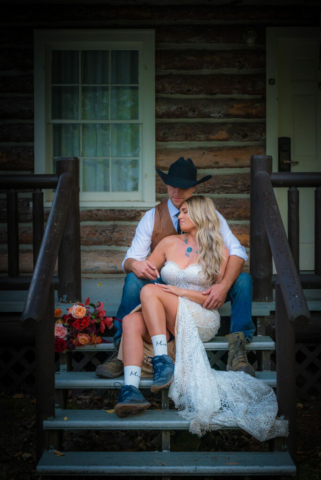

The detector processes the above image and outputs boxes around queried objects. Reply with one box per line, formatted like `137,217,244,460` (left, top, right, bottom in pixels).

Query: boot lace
146,355,166,381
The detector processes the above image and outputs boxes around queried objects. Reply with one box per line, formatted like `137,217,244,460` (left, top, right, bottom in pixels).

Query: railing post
32,189,44,266
315,187,321,276
275,283,296,460
250,155,273,301
56,157,81,302
288,187,300,272
35,284,55,462
7,190,19,277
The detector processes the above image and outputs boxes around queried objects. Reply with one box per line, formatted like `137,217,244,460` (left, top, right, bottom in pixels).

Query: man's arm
124,257,160,280
202,255,244,310
122,208,160,280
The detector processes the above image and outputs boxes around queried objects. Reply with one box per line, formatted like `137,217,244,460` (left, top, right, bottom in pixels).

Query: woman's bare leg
122,312,151,367
140,284,179,337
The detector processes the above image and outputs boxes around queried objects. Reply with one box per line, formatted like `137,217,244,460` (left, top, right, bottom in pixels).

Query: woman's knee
140,283,159,302
122,313,140,334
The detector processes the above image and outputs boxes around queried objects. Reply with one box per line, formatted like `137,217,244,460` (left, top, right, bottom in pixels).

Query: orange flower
90,335,102,345
54,308,62,318
71,305,87,319
76,333,91,346
55,319,63,325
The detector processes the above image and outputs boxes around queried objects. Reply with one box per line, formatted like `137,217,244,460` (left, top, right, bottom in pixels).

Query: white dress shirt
122,198,248,271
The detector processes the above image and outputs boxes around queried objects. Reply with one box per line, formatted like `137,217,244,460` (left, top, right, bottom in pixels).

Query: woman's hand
155,283,184,297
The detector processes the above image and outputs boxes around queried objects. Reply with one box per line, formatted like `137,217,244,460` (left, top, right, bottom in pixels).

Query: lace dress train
161,261,288,441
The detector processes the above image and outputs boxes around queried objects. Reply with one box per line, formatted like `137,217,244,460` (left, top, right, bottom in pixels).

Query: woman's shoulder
158,234,183,249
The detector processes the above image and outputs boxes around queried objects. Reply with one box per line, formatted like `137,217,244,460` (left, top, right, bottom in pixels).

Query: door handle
278,137,299,172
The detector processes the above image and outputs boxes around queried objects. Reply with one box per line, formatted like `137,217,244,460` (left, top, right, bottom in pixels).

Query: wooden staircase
36,333,296,477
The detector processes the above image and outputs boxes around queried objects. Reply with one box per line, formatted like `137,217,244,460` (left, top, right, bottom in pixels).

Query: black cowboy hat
156,157,212,189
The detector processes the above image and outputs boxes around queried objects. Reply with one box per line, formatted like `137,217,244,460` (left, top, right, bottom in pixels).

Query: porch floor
0,277,320,316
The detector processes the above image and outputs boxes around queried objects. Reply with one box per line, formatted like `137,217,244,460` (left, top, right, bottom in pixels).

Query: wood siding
0,2,319,274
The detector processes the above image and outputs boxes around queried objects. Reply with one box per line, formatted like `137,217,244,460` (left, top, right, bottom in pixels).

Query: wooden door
276,35,321,270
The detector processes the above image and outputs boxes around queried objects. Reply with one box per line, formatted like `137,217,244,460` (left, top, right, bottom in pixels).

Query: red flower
100,317,113,333
55,337,67,353
73,316,90,331
85,297,90,306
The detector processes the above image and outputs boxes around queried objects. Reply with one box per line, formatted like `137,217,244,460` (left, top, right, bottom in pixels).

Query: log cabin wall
0,2,320,276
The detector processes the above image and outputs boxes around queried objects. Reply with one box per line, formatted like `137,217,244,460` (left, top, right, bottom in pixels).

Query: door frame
266,27,321,171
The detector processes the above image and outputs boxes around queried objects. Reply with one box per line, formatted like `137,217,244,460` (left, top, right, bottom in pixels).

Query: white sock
151,334,168,356
124,365,141,389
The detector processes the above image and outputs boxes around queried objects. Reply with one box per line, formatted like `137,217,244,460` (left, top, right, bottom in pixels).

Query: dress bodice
161,261,210,291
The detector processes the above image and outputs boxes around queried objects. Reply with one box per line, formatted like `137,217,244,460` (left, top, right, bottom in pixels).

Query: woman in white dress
115,196,288,442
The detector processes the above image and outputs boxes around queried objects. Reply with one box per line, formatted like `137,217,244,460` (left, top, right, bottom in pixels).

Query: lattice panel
1,344,321,397
0,346,36,395
296,343,321,398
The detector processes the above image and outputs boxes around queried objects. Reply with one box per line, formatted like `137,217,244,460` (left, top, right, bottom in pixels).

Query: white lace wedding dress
161,260,288,442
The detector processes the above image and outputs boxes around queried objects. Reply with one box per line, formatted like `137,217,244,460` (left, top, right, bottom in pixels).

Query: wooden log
80,209,147,222
0,96,34,119
0,146,34,171
2,4,318,24
0,197,32,222
156,146,265,169
155,25,266,45
157,196,250,221
157,172,251,194
0,75,33,94
156,49,265,71
0,247,250,275
156,98,265,120
0,198,250,224
0,123,33,142
0,48,33,71
156,74,265,96
0,221,249,248
156,122,265,143
0,28,33,46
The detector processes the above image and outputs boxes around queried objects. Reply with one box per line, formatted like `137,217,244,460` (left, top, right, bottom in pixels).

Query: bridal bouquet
54,297,113,353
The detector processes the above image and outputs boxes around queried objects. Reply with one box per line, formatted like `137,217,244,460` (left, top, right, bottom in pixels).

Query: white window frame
34,29,156,207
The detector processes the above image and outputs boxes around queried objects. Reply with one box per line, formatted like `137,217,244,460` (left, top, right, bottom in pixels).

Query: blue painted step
55,370,277,389
37,451,296,476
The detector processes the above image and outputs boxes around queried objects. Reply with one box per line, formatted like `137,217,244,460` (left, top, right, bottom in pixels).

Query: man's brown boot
96,350,124,379
227,332,255,377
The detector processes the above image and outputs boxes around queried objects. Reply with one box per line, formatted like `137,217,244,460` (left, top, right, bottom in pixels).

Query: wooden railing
0,157,81,460
250,155,321,458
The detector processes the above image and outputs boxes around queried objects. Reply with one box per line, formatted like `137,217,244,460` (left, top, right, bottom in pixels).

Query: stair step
44,408,283,431
75,335,275,352
55,370,276,389
37,451,296,476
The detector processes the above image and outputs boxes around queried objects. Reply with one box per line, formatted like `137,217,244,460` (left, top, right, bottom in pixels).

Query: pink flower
70,305,87,319
55,324,68,339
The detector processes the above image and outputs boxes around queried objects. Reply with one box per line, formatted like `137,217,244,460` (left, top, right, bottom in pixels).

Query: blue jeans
114,272,255,346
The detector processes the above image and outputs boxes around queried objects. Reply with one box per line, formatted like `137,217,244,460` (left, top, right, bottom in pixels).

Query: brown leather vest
150,201,178,252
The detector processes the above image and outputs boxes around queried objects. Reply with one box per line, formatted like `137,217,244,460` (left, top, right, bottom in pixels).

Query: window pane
83,158,110,192
111,51,138,84
82,124,110,157
82,86,109,120
52,87,79,120
52,51,79,84
112,159,139,192
53,124,80,157
111,124,139,157
82,51,109,84
111,87,138,120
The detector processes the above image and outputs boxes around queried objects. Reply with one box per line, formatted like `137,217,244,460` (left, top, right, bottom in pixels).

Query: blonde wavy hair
185,195,225,284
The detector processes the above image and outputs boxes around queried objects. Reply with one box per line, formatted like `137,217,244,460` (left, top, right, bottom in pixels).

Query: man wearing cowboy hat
96,158,255,378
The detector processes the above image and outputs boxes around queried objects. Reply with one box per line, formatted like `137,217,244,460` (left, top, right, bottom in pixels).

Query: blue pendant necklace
185,238,199,258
